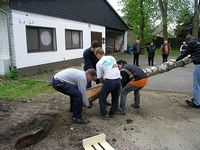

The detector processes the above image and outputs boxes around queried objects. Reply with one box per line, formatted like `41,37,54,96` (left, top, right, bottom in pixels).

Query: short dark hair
117,59,127,66
91,40,100,48
185,34,193,43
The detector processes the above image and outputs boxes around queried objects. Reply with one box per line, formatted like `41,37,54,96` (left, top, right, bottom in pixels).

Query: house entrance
106,29,124,54
91,32,102,47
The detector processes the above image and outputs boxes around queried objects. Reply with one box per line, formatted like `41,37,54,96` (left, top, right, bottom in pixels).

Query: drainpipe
0,7,13,70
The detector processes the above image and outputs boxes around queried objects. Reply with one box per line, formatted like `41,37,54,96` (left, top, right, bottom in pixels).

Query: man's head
95,47,105,59
185,34,193,44
164,40,168,44
91,40,100,52
86,69,96,82
117,59,127,69
136,40,140,44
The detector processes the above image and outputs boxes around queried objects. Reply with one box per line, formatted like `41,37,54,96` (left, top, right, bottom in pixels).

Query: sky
107,0,123,16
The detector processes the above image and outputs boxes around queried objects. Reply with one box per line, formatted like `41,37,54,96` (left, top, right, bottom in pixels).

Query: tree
120,0,191,44
174,0,200,38
157,0,192,40
192,0,200,37
158,0,168,40
174,7,193,38
120,0,154,45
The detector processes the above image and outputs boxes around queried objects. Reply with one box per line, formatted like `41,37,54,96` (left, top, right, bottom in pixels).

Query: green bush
4,70,18,80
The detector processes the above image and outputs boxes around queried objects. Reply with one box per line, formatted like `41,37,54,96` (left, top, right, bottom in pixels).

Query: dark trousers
162,54,168,63
148,52,155,66
99,78,121,116
148,57,154,66
52,79,83,119
133,53,140,66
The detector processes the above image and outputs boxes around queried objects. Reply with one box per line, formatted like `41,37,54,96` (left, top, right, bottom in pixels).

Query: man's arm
77,78,90,107
121,71,131,88
176,47,191,61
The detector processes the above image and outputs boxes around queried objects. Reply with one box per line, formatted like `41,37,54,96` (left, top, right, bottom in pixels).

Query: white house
0,0,129,75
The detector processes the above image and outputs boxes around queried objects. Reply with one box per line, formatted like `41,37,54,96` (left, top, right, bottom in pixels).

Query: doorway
91,32,102,47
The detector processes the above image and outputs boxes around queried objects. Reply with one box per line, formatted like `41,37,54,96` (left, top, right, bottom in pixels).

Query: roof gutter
0,7,14,70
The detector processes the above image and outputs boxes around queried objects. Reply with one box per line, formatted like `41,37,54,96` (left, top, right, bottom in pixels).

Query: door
91,32,102,47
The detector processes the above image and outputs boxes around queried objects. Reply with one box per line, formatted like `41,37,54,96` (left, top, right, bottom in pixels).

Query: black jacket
176,39,200,65
83,48,99,71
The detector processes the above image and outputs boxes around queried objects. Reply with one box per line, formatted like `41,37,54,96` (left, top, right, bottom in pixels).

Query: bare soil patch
0,90,200,150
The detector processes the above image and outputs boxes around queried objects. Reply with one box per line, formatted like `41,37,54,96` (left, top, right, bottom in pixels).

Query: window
65,29,83,49
26,26,57,53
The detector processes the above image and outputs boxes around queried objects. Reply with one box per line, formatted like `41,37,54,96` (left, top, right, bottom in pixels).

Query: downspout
0,7,13,70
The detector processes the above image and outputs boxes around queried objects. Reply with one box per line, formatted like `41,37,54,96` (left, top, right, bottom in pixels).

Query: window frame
65,29,83,50
26,26,57,53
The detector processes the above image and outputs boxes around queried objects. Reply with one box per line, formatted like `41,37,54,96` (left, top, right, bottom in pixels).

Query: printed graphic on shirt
102,58,116,69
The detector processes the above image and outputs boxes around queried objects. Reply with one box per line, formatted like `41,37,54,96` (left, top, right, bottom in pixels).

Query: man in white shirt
52,68,96,124
95,47,121,119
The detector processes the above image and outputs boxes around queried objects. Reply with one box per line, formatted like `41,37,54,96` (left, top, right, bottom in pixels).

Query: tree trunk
86,56,192,102
140,0,145,46
142,56,191,77
158,0,168,40
192,0,200,38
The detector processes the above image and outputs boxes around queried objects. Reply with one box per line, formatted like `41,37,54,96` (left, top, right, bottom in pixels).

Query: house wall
11,10,106,69
0,9,10,74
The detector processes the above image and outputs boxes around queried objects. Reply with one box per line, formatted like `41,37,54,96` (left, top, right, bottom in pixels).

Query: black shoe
109,113,115,118
99,114,109,120
72,118,88,124
116,110,126,115
106,101,111,106
185,100,200,109
131,104,140,108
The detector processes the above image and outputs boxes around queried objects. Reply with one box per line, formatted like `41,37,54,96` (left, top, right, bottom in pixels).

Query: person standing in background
147,42,156,66
180,41,188,55
161,40,171,63
132,40,142,66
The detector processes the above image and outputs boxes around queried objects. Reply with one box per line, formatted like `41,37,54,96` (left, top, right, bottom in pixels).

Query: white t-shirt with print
96,55,120,79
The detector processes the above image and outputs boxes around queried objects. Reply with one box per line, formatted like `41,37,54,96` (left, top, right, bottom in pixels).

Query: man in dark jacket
176,34,200,108
83,40,100,88
117,60,148,114
132,40,142,66
147,42,156,66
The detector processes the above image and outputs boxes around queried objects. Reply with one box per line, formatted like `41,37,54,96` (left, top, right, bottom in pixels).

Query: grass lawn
142,48,181,57
0,78,54,100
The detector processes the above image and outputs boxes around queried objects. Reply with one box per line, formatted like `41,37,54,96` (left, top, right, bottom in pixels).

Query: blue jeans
52,79,83,119
192,65,200,106
99,78,121,116
119,84,142,113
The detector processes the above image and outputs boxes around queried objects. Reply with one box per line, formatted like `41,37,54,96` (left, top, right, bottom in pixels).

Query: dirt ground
1,55,200,150
1,88,200,150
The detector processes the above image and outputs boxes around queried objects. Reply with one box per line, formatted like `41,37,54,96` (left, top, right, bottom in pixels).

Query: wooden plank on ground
82,133,114,150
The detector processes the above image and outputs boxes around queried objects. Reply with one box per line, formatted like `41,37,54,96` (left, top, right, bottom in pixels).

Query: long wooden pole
86,56,192,102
